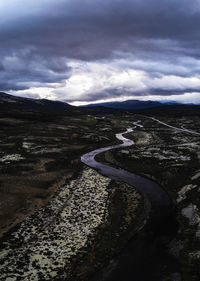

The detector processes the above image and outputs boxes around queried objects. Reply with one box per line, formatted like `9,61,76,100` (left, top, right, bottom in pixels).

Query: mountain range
85,100,176,110
1,92,200,118
0,92,117,119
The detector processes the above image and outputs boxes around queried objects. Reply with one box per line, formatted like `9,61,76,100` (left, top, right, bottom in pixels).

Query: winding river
81,126,170,206
81,119,177,281
81,117,200,280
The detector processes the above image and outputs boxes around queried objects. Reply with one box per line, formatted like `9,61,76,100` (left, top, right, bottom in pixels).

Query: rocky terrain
0,167,144,281
0,112,121,239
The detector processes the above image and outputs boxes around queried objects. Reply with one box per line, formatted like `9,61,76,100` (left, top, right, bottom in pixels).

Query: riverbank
0,167,145,280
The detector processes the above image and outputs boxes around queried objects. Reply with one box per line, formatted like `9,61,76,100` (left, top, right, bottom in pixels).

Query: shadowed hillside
85,100,169,110
0,92,119,120
133,104,200,116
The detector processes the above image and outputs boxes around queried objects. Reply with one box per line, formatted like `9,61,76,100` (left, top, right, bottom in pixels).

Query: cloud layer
1,0,200,103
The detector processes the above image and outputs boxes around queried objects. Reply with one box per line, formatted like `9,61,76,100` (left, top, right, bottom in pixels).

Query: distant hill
0,92,82,120
85,99,200,116
134,104,200,116
0,92,118,120
0,92,74,111
85,100,170,110
1,92,199,119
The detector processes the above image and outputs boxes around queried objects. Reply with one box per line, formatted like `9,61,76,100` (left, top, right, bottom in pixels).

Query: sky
1,0,200,105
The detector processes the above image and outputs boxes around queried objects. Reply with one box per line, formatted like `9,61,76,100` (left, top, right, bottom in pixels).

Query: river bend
81,125,170,206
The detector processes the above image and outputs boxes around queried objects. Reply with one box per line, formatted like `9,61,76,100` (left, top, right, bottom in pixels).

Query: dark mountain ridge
85,100,171,110
134,104,200,116
1,92,200,118
0,92,118,120
0,92,73,110
0,92,79,120
85,99,200,116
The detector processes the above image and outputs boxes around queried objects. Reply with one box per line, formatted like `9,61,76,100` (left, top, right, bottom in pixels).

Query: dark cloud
0,82,28,92
1,0,199,58
0,50,71,91
0,63,5,71
64,88,200,103
1,0,200,101
0,1,197,56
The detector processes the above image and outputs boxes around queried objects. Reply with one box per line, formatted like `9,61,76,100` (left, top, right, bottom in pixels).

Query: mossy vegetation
0,114,122,238
1,96,200,281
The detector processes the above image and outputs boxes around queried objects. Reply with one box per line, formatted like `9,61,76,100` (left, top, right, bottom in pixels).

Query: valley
0,92,200,281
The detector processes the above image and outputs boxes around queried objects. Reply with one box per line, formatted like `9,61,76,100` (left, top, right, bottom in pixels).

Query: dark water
81,127,171,206
81,127,178,281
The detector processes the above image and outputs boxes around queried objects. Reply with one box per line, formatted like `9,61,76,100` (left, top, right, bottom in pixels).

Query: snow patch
0,154,24,162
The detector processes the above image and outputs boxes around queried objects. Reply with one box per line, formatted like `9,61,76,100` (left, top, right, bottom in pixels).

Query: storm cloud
1,0,200,103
